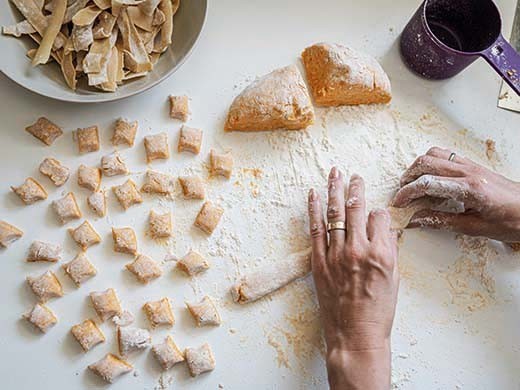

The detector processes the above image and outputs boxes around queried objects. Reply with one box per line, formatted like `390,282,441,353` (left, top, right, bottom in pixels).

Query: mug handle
480,34,520,96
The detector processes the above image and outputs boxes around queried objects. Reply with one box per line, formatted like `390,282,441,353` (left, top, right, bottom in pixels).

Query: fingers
327,167,346,256
400,155,467,186
308,189,327,274
408,209,492,237
346,174,367,244
426,147,478,167
367,208,391,242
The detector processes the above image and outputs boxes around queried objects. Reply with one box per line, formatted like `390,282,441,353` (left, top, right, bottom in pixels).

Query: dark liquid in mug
427,20,463,51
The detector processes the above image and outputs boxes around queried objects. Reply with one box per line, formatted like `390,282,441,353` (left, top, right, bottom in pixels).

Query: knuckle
346,242,366,263
345,196,363,210
427,146,443,156
310,223,325,238
327,205,342,219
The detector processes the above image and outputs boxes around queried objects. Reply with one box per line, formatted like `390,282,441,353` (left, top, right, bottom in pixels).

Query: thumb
407,210,492,237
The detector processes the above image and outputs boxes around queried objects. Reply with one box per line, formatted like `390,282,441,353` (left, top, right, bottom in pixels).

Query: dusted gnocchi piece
87,190,107,217
149,210,172,239
26,270,64,302
152,335,185,370
88,353,133,383
78,165,102,192
112,227,137,255
39,157,70,186
144,132,170,162
169,95,189,121
177,250,209,276
178,176,205,200
194,202,223,235
113,179,143,210
63,252,97,286
141,170,174,195
185,343,216,377
11,178,48,205
90,288,123,321
101,151,128,176
112,118,137,147
69,221,101,250
23,303,57,333
74,125,100,154
126,254,162,283
186,296,221,327
25,117,62,146
209,149,233,178
117,326,152,356
143,297,174,328
27,241,62,262
177,125,202,154
0,221,23,248
52,192,82,224
71,319,105,351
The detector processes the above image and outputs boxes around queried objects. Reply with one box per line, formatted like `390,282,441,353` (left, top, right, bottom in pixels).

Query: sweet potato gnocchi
69,221,101,250
112,227,138,255
209,149,233,178
149,210,172,239
177,250,209,276
117,326,152,356
101,151,128,176
113,179,143,209
144,132,170,162
152,335,185,370
88,354,132,383
0,221,23,248
178,125,202,154
141,170,174,195
78,165,102,192
186,296,221,327
112,119,137,147
71,319,105,351
90,288,122,321
194,202,224,235
87,190,107,217
26,270,64,303
23,303,57,333
75,126,100,154
63,252,97,286
11,178,48,205
143,297,174,328
169,95,190,121
185,343,216,377
25,117,63,146
39,157,70,186
52,192,82,224
27,241,62,262
178,176,205,199
126,254,162,283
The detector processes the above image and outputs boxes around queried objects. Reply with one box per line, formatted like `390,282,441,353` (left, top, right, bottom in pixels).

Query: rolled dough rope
388,198,441,230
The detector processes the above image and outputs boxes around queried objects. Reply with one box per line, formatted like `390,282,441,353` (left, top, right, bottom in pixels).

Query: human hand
393,147,520,243
308,168,399,390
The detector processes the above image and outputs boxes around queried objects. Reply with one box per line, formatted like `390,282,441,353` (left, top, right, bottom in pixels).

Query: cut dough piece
87,190,107,217
71,319,105,351
0,221,23,248
39,158,70,186
231,247,311,304
178,176,205,199
149,210,172,238
141,170,174,195
152,335,185,370
69,221,101,250
194,202,223,235
11,178,47,205
88,353,132,383
224,65,314,131
90,288,123,321
185,343,215,377
101,152,128,176
301,42,392,106
143,297,174,328
209,149,233,179
52,192,82,224
63,252,97,286
25,117,63,145
177,126,202,154
112,227,138,255
117,326,151,356
27,241,62,262
144,132,170,162
126,254,162,283
74,126,100,154
23,303,57,333
112,310,135,327
26,270,64,303
186,296,221,327
78,165,102,192
112,118,137,146
113,179,143,209
177,250,209,276
169,95,189,121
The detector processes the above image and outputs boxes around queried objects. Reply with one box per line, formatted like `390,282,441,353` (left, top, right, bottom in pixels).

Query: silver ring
327,221,346,232
448,152,456,162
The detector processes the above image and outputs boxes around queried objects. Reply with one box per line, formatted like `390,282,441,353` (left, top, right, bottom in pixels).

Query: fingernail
350,173,361,181
309,188,316,201
329,167,338,179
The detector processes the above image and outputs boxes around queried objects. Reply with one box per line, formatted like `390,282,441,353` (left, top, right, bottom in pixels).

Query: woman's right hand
392,147,520,243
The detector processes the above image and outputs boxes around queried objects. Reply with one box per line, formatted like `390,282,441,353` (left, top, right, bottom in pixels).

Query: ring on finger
327,221,346,232
448,152,456,162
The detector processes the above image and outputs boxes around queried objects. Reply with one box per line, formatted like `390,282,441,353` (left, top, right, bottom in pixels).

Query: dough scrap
39,157,70,186
143,297,174,328
11,178,48,205
0,221,23,248
88,353,132,383
23,303,57,333
71,319,105,351
52,192,82,224
27,241,62,262
25,117,63,145
63,252,97,286
185,343,215,377
152,335,185,370
186,296,221,327
27,270,64,303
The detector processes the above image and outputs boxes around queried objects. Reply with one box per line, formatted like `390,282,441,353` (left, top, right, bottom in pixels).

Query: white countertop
1,0,519,389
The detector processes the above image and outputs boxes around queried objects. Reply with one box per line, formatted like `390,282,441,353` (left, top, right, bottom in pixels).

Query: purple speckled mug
400,0,519,95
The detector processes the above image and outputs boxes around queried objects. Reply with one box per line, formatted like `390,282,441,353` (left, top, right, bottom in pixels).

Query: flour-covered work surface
1,0,520,389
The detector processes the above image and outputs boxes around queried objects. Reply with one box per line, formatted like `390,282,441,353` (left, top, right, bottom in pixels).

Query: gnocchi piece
113,179,143,210
209,149,233,178
143,297,174,328
185,343,216,377
74,125,100,154
126,254,162,283
52,192,82,224
69,221,101,250
177,250,210,276
144,132,170,162
177,126,202,154
39,157,70,186
88,353,133,383
141,170,174,195
186,296,221,327
26,270,64,303
23,303,58,333
78,165,102,192
194,202,224,235
90,288,123,321
117,326,152,356
178,176,205,200
152,335,185,370
112,118,137,147
101,152,128,176
87,190,107,217
0,221,23,248
11,178,48,205
149,210,172,239
25,117,63,146
112,227,138,255
26,241,62,262
63,252,97,286
169,95,189,121
71,319,105,351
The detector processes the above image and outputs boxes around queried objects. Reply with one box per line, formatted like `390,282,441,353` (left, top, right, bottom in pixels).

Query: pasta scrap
88,353,132,383
27,241,62,262
26,270,64,303
25,117,63,145
39,157,70,186
23,303,58,333
32,0,67,66
52,192,82,224
71,319,105,351
0,221,23,248
126,254,162,283
90,288,122,321
152,335,185,370
11,178,48,205
185,343,216,377
186,296,221,327
113,179,143,209
143,297,174,328
112,227,138,255
63,252,97,286
69,220,101,250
